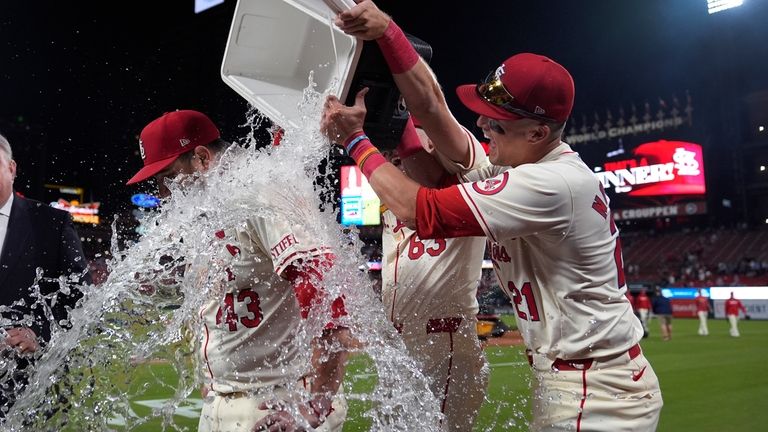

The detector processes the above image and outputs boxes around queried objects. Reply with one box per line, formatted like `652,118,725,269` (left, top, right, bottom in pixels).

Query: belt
426,317,463,334
527,343,642,371
217,391,250,399
393,317,463,334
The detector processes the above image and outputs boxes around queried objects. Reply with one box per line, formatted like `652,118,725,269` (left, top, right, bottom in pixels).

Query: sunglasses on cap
476,71,557,123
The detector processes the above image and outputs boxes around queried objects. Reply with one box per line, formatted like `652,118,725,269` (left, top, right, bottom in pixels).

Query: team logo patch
138,139,146,160
495,63,505,78
472,172,509,195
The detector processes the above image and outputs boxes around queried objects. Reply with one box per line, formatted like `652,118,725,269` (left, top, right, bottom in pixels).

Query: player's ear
192,146,214,171
528,123,550,143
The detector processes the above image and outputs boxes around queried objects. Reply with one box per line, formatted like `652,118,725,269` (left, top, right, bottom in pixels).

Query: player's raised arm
322,89,485,240
335,0,473,166
323,89,421,226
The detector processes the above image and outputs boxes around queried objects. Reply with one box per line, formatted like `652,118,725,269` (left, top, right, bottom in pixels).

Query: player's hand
334,0,390,40
321,88,369,145
4,327,40,354
253,395,335,432
252,399,320,432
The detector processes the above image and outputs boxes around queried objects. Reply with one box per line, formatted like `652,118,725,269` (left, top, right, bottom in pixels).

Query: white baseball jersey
381,129,489,432
456,142,641,360
198,217,330,394
381,128,487,325
381,212,484,322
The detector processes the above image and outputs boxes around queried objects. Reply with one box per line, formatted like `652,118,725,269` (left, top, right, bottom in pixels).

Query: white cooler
221,0,360,129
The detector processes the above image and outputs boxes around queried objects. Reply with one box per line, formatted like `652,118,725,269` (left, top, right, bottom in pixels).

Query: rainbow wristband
345,133,369,153
349,140,387,179
376,20,419,74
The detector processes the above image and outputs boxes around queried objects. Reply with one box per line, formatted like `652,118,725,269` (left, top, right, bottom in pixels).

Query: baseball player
377,115,489,431
323,4,663,429
724,291,748,337
126,110,350,432
695,288,710,336
636,288,652,337
333,15,490,429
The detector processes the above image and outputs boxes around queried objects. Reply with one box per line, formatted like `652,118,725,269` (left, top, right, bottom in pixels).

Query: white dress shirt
0,192,14,257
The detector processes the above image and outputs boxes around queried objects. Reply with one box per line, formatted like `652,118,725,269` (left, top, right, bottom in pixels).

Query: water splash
1,76,443,431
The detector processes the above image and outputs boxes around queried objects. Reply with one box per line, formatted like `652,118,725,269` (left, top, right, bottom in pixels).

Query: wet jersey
381,130,487,326
198,217,330,394
420,142,641,360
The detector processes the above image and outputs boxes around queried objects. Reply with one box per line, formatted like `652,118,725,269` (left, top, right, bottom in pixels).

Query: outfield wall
662,286,768,320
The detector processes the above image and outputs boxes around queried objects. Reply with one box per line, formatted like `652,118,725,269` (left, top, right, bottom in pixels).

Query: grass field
112,317,766,431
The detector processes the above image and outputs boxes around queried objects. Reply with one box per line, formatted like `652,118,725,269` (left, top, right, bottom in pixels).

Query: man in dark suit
0,132,90,416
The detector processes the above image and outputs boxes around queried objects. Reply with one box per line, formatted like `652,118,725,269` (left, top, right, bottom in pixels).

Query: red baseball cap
126,110,220,185
456,53,574,123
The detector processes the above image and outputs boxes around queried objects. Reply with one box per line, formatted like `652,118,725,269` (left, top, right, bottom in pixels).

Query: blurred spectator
622,226,768,288
651,287,673,341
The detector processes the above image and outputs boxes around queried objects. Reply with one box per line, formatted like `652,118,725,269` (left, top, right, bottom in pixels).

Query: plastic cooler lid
221,0,361,129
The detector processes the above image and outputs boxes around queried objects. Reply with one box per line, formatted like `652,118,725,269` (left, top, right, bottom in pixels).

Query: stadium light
760,125,765,132
761,165,766,172
707,0,744,14
195,0,224,14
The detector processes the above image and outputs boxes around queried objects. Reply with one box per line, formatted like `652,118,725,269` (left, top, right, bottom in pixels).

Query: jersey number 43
216,288,263,331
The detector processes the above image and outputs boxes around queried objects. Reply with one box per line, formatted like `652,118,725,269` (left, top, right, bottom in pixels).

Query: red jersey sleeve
283,253,347,324
415,185,485,239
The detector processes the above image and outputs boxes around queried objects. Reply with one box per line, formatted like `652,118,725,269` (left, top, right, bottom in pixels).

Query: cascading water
1,76,445,431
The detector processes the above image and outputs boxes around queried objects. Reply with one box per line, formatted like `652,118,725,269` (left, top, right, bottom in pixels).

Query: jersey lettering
508,281,540,322
215,289,264,331
614,238,626,288
270,234,298,259
225,244,241,257
225,267,236,281
406,236,447,260
594,183,625,287
393,219,407,233
490,242,511,263
591,195,608,219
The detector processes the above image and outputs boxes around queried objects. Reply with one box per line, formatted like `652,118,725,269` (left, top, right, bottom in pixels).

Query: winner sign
596,140,706,197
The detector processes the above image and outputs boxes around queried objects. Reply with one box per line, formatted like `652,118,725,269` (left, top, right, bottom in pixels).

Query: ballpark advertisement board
340,165,380,226
710,286,768,319
596,140,705,197
661,288,710,318
592,140,707,220
659,287,768,319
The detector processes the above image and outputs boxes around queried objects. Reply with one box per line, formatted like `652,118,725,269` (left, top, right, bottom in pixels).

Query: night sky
2,0,767,223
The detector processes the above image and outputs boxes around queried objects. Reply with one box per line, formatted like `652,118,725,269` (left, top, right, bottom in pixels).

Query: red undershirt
415,184,485,239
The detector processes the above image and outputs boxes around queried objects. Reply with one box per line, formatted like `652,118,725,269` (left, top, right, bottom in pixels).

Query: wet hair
0,133,12,161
